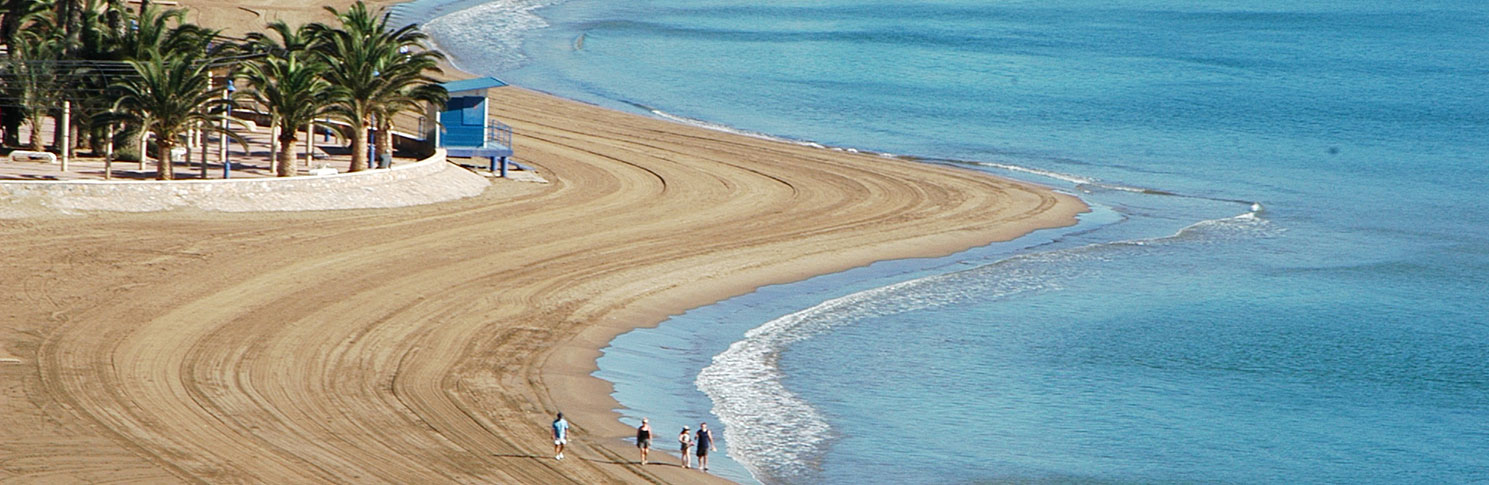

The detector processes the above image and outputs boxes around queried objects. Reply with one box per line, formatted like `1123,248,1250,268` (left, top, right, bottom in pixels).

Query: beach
0,0,1084,482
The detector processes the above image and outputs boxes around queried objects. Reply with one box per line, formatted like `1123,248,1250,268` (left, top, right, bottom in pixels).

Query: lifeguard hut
430,77,515,176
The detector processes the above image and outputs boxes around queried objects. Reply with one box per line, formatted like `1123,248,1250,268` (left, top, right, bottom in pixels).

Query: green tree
315,1,445,171
240,21,330,177
120,5,214,60
369,48,447,166
0,0,53,145
2,26,64,151
109,4,215,162
72,0,133,153
109,48,236,180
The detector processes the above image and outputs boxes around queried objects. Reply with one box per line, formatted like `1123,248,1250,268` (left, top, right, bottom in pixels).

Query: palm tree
109,4,215,163
0,0,35,40
315,1,445,171
110,48,236,180
2,25,65,151
73,0,133,154
240,21,330,177
52,0,86,49
0,0,53,145
17,0,91,155
121,5,214,61
369,51,447,166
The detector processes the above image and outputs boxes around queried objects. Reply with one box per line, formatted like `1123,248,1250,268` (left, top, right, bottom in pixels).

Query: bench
10,151,57,163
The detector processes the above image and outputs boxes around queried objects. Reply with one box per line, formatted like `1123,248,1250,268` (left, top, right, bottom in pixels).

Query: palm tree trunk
350,122,370,172
28,116,44,152
277,131,298,177
157,138,174,180
53,110,65,151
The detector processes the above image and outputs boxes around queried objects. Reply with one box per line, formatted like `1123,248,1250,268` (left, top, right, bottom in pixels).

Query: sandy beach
0,1,1084,483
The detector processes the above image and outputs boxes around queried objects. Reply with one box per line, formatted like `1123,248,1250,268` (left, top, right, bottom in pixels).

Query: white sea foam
970,161,1096,185
698,206,1275,483
647,106,911,158
698,248,1098,482
963,160,1186,196
417,6,1277,481
646,108,794,144
420,0,561,73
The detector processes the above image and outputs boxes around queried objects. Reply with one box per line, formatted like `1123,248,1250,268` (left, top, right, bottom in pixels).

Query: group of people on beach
549,413,717,473
637,417,717,471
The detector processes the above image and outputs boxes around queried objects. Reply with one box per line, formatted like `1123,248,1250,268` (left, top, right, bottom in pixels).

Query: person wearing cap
636,417,653,465
678,426,694,469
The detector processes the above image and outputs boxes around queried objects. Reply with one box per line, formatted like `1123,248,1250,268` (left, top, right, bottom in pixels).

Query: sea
410,1,1489,483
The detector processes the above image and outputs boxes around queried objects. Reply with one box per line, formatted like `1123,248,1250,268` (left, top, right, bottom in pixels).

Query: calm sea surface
419,1,1489,483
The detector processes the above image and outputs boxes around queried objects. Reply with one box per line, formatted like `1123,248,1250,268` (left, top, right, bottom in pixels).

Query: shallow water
421,0,1489,483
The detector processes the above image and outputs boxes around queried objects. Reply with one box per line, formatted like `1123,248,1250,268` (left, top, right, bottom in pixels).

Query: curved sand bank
0,3,1085,484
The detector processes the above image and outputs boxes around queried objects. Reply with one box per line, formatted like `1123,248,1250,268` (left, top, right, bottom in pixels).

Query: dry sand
0,1,1086,483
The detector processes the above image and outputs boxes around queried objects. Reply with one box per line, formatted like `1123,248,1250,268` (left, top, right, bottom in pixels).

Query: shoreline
505,82,1088,484
396,4,1087,481
0,1,1085,483
597,212,1102,483
477,82,1089,483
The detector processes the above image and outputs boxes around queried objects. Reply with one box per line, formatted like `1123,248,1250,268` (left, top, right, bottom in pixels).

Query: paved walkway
0,121,555,216
2,122,413,181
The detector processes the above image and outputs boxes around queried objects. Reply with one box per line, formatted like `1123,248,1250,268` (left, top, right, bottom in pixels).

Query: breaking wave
697,205,1276,484
418,0,564,73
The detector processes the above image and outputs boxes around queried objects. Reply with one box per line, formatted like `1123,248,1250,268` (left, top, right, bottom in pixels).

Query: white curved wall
0,150,490,216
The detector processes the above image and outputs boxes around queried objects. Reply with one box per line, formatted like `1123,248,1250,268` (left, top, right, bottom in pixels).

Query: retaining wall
0,150,491,217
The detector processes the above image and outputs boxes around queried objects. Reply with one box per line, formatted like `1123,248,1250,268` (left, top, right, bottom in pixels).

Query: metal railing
488,120,512,149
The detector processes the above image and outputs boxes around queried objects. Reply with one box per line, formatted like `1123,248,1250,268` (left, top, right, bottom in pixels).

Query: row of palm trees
0,0,448,179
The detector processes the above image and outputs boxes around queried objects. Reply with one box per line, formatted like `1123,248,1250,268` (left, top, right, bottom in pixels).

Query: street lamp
371,70,380,168
222,79,235,178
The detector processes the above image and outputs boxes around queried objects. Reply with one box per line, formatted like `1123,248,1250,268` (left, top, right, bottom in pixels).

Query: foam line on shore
419,0,562,73
697,205,1275,483
934,158,1262,208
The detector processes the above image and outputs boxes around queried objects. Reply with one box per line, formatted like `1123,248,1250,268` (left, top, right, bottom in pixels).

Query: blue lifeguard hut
431,77,516,176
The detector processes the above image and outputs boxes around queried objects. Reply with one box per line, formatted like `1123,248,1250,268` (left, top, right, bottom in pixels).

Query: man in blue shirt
552,412,571,460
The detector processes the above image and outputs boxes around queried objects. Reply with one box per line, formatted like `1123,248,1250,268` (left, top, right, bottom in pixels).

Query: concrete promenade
0,119,510,216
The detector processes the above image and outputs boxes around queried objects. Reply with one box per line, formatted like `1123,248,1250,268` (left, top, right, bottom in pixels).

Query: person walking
552,412,571,460
696,422,717,472
678,426,693,469
636,418,653,465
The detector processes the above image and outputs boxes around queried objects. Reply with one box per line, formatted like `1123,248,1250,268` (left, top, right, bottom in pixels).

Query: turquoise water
419,1,1489,483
